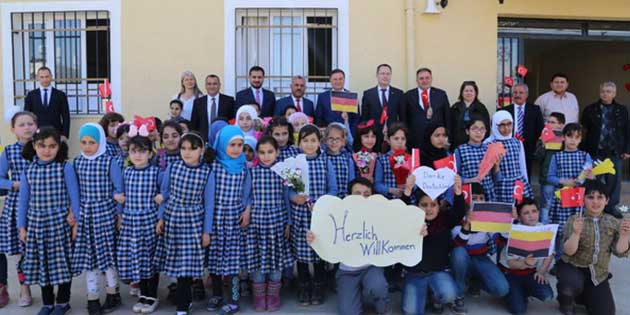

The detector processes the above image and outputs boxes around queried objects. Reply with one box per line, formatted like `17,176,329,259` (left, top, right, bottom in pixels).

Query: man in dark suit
361,64,403,132
190,74,235,141
399,68,450,149
235,66,276,117
274,76,315,117
499,83,544,177
315,69,359,131
24,66,70,139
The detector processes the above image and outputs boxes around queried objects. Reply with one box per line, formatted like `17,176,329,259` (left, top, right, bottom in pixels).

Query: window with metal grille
10,11,111,115
235,8,338,102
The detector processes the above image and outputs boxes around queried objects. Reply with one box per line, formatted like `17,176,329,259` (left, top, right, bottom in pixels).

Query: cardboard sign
412,166,456,200
310,195,425,267
507,224,558,258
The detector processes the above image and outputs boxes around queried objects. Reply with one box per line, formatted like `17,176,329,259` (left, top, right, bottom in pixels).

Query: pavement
2,183,630,315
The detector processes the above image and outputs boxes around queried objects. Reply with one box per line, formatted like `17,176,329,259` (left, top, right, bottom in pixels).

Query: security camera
440,0,448,8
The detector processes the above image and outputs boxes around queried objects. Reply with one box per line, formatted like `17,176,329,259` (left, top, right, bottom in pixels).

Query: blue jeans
401,271,457,315
540,184,555,224
504,273,554,315
554,234,564,261
449,247,509,298
603,156,623,213
251,270,282,283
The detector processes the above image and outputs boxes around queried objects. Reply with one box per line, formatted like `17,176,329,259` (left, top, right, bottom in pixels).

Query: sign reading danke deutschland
310,195,425,268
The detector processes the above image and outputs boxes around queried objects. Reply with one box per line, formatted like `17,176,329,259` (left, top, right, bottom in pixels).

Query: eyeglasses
327,137,344,143
497,122,513,128
470,126,486,133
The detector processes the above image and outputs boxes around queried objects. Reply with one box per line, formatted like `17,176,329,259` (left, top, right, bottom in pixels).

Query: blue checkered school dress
21,161,73,286
455,143,497,201
377,151,397,199
117,165,161,282
113,153,128,169
155,161,211,278
207,163,247,276
0,143,30,255
291,155,328,263
549,150,591,236
106,141,123,157
245,164,294,274
71,155,118,275
493,139,532,203
327,152,351,198
153,151,181,171
279,145,300,162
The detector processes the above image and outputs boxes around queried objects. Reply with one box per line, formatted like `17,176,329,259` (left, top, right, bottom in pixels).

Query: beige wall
2,0,630,152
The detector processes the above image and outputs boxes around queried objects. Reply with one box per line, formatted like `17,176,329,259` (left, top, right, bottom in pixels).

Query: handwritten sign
412,166,456,200
507,224,558,258
310,195,425,267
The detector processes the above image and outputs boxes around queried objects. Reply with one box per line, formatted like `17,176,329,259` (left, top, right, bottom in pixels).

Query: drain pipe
405,0,416,89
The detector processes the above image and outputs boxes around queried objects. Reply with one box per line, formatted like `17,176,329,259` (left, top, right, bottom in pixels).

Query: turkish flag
98,79,111,98
513,180,524,205
434,155,456,171
539,124,555,143
133,115,156,132
514,132,525,142
105,100,114,113
561,187,585,208
517,64,528,77
504,76,514,87
408,148,421,171
461,184,472,206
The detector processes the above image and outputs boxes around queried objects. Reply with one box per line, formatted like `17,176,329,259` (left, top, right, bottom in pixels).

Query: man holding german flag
315,69,359,132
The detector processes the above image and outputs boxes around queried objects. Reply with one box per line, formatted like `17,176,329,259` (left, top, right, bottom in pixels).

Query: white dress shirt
534,90,579,124
417,87,431,109
251,87,264,105
377,85,390,107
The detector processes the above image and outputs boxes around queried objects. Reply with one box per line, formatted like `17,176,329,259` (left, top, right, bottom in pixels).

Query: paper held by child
476,142,507,181
507,224,559,258
470,202,514,233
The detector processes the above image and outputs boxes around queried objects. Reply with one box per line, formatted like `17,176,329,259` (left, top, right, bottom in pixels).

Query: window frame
1,0,122,120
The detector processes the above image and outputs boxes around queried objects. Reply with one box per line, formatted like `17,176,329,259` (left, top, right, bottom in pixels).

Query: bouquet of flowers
388,149,410,185
271,154,310,194
352,150,377,180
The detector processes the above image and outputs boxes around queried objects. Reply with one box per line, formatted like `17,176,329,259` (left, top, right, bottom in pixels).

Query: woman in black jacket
449,81,490,150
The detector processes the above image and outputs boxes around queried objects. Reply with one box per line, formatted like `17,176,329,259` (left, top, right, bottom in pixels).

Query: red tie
380,89,388,125
296,98,302,112
421,89,429,110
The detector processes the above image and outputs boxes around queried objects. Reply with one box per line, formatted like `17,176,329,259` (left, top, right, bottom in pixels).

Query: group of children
0,102,628,315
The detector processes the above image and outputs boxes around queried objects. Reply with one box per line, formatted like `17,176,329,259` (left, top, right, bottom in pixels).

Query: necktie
517,106,525,137
296,98,302,112
43,89,49,107
380,89,388,125
421,89,429,110
210,97,217,122
255,89,262,107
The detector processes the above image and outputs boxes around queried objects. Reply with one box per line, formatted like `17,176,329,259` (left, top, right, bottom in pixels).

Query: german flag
331,91,359,113
507,224,558,258
470,202,513,233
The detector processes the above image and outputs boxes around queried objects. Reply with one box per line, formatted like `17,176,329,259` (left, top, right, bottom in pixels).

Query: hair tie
357,119,375,129
128,124,149,137
182,132,205,147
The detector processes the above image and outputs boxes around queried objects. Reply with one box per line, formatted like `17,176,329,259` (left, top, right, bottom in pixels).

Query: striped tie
517,106,524,136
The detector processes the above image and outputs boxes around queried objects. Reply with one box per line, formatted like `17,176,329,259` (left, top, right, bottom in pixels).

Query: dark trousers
210,274,240,305
297,262,326,284
176,277,192,311
140,273,160,299
41,281,72,306
0,254,6,285
503,273,553,314
556,260,616,315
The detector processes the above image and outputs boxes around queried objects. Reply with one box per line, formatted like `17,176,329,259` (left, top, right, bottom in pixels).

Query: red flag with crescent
461,184,472,206
561,187,585,208
517,64,529,77
434,155,456,172
98,79,111,98
513,180,524,205
105,100,114,113
133,115,156,132
539,124,555,143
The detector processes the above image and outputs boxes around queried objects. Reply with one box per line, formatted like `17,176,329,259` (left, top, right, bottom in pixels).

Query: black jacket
448,100,490,149
360,85,404,129
235,88,276,118
399,87,451,149
499,103,544,161
24,87,70,137
190,94,235,141
580,100,630,158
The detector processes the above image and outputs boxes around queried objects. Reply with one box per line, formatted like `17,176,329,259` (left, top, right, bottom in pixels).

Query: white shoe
141,297,159,314
132,296,146,313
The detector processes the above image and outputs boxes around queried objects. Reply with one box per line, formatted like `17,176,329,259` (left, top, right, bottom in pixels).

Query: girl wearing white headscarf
235,105,259,138
71,122,125,312
484,111,531,203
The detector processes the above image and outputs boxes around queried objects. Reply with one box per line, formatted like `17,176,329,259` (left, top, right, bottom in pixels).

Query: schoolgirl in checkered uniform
454,117,497,201
244,136,294,312
112,124,131,170
153,121,183,171
154,132,214,315
547,123,593,258
324,123,356,199
375,122,408,200
0,111,36,307
70,123,124,314
484,111,532,203
17,127,80,315
116,133,162,314
267,117,299,162
290,124,337,306
206,125,252,315
99,112,125,157
352,120,380,181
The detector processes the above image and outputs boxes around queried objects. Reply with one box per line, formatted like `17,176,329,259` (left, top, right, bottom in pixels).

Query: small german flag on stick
331,91,359,113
